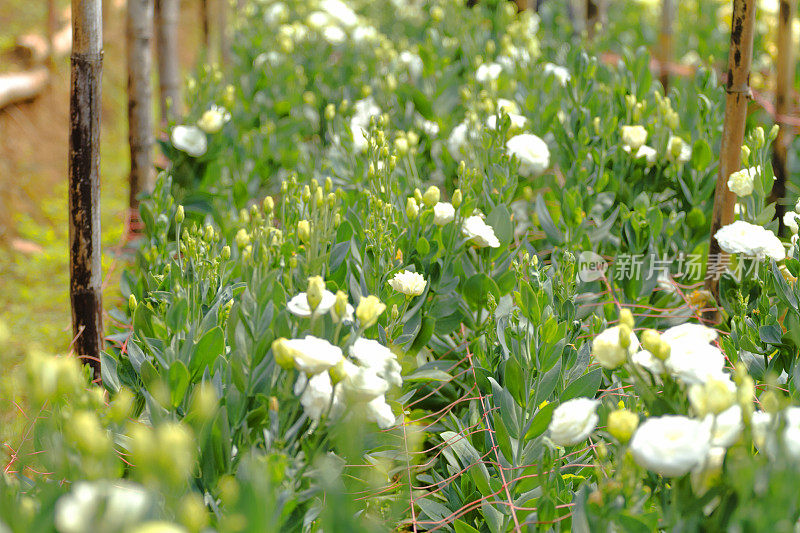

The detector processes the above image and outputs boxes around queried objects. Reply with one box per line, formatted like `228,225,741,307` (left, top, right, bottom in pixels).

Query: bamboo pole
69,0,103,381
127,0,155,212
658,0,674,90
201,0,212,52
586,0,600,39
219,0,230,68
705,0,757,304
155,0,181,123
770,0,796,232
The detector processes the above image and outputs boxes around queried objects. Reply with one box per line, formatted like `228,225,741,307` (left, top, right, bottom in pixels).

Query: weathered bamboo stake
201,0,212,52
514,0,528,10
69,0,104,381
658,0,674,90
127,0,155,212
586,0,600,39
219,0,230,68
770,0,796,232
155,0,181,123
706,0,757,304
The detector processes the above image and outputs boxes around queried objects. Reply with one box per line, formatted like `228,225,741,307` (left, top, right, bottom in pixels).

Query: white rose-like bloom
727,166,758,197
627,144,657,165
661,323,718,346
630,415,712,476
706,404,743,447
487,112,528,131
462,215,501,248
784,211,800,234
306,11,332,30
388,270,427,296
365,395,396,428
447,120,470,160
399,51,423,79
322,25,346,44
352,24,379,44
350,338,402,387
296,372,344,421
55,481,150,533
665,343,727,385
264,2,288,25
349,97,381,153
543,62,570,86
714,220,785,261
171,125,207,157
320,0,358,28
476,62,502,83
667,135,692,163
548,398,599,446
632,349,665,376
197,105,231,134
783,406,800,460
285,335,343,374
496,98,520,114
287,290,337,317
341,360,390,402
621,125,648,151
691,446,726,496
592,326,639,369
506,133,550,177
433,202,455,225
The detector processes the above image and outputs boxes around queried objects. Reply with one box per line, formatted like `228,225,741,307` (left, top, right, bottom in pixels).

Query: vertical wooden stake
771,0,796,231
219,0,230,68
201,0,212,52
127,0,155,212
47,0,58,71
69,0,103,381
514,0,528,11
658,0,674,90
706,0,757,303
155,0,181,123
586,0,600,39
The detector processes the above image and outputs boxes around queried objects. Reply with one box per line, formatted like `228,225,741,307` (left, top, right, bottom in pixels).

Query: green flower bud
406,197,419,220
619,308,634,330
741,145,751,166
129,294,138,312
297,220,311,244
356,295,386,328
618,324,632,349
422,186,440,207
754,126,765,149
607,409,638,443
640,329,661,356
324,103,336,121
769,124,780,140
263,196,275,213
235,229,250,248
301,185,311,202
413,188,423,203
272,338,296,370
175,205,185,224
220,245,231,260
452,189,463,208
306,276,325,312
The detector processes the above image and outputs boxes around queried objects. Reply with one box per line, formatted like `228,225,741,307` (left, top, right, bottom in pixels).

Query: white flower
548,398,599,446
506,133,550,177
349,97,381,153
621,125,648,151
715,220,785,261
264,3,288,25
349,338,402,388
171,125,207,157
496,98,520,114
667,135,692,163
727,166,759,197
543,62,570,86
365,395,396,428
197,105,231,134
322,25,346,44
751,410,775,452
287,290,337,317
320,0,359,28
55,481,150,533
691,446,726,496
476,62,502,83
592,326,639,369
661,323,718,346
388,270,427,296
784,406,800,460
296,372,344,421
665,343,727,385
307,11,332,30
632,349,665,376
415,115,439,136
447,120,470,160
627,144,657,165
784,211,800,234
399,51,423,79
706,404,743,447
487,112,528,131
462,215,501,248
285,336,343,374
342,361,389,402
352,24,379,43
630,415,711,476
433,202,455,225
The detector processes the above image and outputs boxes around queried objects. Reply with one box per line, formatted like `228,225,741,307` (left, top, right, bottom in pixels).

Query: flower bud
406,197,419,220
422,186,440,207
754,126,765,148
640,329,661,357
306,276,325,312
740,145,751,166
607,409,638,443
413,188,423,203
301,185,311,202
395,137,409,156
324,103,336,121
619,308,634,330
235,229,250,248
272,338,296,370
297,220,311,244
452,189,463,208
356,295,386,328
618,324,632,349
175,205,185,224
332,291,349,323
129,294,138,312
263,196,275,213
769,124,780,140
329,360,348,385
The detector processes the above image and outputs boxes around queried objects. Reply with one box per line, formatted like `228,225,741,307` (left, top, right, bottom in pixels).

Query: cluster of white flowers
714,220,785,261
55,481,154,533
727,166,759,197
475,62,502,83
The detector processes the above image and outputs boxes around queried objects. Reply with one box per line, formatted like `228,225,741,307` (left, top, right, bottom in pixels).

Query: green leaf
691,139,712,169
561,368,602,402
463,273,500,307
535,195,563,244
525,402,556,440
487,204,513,243
453,520,481,533
166,298,189,331
190,327,225,380
405,369,453,382
504,357,526,408
168,361,190,407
